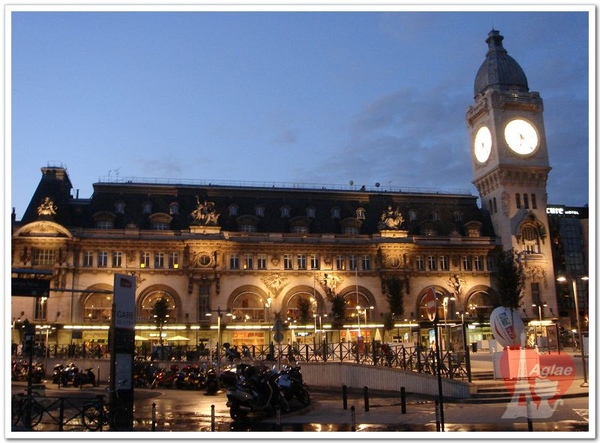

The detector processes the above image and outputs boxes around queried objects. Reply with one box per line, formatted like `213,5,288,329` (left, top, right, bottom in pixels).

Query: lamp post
557,276,588,387
531,301,547,350
456,310,472,382
205,307,232,388
442,296,455,351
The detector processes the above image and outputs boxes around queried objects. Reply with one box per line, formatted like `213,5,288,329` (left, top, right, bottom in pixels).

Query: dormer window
255,205,265,217
93,211,115,229
149,213,173,231
280,206,291,218
306,207,316,218
409,210,418,221
229,204,239,217
331,207,341,219
142,201,152,214
431,211,440,221
169,202,180,215
356,207,366,220
115,201,126,214
454,211,463,222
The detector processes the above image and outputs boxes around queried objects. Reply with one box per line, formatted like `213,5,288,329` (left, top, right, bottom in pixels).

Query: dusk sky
7,6,592,219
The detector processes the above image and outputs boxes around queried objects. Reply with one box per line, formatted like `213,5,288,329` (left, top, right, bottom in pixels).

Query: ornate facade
11,29,563,352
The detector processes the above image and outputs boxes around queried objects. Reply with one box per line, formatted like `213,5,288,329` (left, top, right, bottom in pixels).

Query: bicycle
81,380,131,431
12,392,44,428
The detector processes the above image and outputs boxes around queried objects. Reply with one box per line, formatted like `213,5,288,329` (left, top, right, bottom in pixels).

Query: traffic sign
424,287,438,322
12,278,50,297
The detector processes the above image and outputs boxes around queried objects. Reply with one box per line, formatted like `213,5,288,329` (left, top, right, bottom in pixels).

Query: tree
494,249,525,310
297,297,312,325
382,312,395,342
380,274,409,319
152,297,170,359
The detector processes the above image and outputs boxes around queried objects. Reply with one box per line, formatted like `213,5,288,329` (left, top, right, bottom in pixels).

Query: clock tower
466,30,556,313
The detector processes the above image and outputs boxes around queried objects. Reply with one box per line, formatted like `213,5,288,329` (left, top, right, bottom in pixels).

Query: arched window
356,208,366,220
521,225,541,253
140,291,177,323
230,292,267,322
83,292,113,322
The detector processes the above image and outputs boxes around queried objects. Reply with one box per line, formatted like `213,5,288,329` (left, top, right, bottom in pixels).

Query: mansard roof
16,167,495,238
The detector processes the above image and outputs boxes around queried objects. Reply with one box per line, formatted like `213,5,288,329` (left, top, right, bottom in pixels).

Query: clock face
504,119,539,155
473,126,492,163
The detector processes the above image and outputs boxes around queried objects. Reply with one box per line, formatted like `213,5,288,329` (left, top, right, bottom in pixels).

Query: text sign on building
114,274,136,329
11,278,50,297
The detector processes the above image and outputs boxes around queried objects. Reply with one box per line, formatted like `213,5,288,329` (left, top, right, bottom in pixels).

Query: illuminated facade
11,30,568,353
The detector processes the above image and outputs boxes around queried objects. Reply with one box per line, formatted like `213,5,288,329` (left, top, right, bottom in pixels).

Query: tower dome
474,29,529,97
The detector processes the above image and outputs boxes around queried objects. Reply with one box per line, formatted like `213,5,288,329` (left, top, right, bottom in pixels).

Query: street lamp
557,276,588,387
531,301,547,350
442,296,455,351
205,307,232,387
456,310,472,383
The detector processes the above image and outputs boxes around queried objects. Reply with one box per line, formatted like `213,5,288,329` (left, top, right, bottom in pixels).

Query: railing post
400,386,406,414
350,405,356,432
151,402,156,431
363,386,369,412
342,384,348,410
211,404,215,431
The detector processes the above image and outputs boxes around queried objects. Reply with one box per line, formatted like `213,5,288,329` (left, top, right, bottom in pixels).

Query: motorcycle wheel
229,403,248,420
296,387,311,405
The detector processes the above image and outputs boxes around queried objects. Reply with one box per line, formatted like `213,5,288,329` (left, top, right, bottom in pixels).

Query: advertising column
110,273,136,431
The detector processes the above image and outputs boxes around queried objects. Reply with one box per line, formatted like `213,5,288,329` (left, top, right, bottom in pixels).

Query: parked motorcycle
151,364,180,389
73,367,96,387
226,363,289,420
12,360,45,383
175,364,207,390
277,363,311,405
53,362,78,386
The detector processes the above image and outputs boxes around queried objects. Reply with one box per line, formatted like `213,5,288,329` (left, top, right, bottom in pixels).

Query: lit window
474,256,484,271
284,254,293,270
331,207,341,219
356,208,366,220
229,205,239,217
140,252,151,268
335,255,345,270
169,202,180,215
169,252,179,269
244,254,253,270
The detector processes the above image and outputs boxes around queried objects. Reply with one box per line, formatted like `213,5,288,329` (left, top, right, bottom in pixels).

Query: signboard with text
110,273,136,430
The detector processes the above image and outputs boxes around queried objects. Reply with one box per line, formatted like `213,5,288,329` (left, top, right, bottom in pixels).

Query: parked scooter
277,362,311,405
151,364,180,389
226,363,289,420
53,362,78,386
73,367,96,387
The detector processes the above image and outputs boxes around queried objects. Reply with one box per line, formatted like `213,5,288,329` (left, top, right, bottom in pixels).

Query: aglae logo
500,350,576,419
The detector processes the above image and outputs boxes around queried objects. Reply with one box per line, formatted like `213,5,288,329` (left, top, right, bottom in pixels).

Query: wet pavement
10,350,591,435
